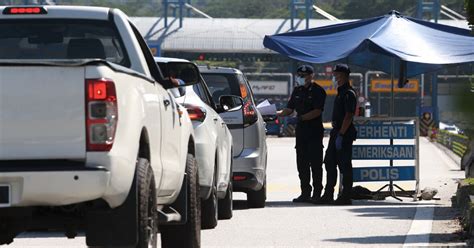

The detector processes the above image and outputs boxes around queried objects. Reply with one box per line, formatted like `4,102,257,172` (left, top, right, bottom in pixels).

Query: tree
467,0,474,31
200,0,289,18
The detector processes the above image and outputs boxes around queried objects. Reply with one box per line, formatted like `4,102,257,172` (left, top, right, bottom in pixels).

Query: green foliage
13,0,466,19
200,0,289,18
193,60,238,69
339,0,413,19
197,0,465,19
467,0,474,31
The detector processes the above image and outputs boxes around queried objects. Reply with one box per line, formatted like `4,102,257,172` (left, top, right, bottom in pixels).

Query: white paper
257,99,271,108
257,99,277,116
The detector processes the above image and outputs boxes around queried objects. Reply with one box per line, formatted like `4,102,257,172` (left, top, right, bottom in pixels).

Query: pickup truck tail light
184,104,206,122
86,79,118,151
240,84,258,127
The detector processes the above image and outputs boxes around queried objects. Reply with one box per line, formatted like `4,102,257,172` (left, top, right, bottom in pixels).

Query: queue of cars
0,5,268,248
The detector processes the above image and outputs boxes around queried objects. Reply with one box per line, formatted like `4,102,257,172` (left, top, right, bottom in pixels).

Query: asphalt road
3,137,466,248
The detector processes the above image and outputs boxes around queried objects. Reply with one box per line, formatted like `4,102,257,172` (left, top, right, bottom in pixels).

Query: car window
0,19,129,66
192,80,212,106
201,73,242,106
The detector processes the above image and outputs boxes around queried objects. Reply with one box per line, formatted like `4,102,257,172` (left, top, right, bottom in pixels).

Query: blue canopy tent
264,11,474,117
263,11,474,78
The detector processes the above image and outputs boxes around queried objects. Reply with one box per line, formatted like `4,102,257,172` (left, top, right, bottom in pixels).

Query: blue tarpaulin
263,11,474,77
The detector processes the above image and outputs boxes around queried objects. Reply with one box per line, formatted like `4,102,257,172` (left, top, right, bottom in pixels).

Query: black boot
334,195,352,205
311,191,321,202
292,194,311,203
313,193,334,204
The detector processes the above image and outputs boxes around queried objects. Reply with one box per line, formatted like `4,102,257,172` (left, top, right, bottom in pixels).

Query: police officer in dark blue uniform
316,64,357,205
277,65,327,203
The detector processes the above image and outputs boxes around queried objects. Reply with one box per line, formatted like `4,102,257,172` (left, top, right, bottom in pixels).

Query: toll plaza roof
130,17,470,54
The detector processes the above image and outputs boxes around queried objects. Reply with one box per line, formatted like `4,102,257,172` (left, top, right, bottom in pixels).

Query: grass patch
463,178,474,195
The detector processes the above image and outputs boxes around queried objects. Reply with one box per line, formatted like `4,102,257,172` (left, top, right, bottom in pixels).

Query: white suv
156,58,236,229
200,66,268,208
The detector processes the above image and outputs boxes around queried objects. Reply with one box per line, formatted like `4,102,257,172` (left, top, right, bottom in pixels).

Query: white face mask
295,76,306,86
332,76,338,86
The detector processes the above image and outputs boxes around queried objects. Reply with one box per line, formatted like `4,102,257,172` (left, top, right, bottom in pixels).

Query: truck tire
136,158,158,248
161,153,201,248
218,181,233,220
247,179,266,208
88,158,157,248
201,171,218,229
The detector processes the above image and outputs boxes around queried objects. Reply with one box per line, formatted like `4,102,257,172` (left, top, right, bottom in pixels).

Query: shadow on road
16,232,85,239
233,199,442,211
324,233,464,245
233,200,249,210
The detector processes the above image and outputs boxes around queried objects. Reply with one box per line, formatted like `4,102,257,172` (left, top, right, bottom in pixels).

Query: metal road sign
355,124,415,139
353,166,416,182
352,145,415,160
351,117,420,201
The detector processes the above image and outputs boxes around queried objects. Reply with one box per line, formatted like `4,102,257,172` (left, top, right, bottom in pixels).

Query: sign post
353,117,420,201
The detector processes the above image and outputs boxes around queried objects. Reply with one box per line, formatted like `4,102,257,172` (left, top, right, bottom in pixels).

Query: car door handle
213,118,218,122
163,99,171,107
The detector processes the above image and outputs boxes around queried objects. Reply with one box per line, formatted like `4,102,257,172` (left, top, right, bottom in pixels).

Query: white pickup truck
0,5,201,248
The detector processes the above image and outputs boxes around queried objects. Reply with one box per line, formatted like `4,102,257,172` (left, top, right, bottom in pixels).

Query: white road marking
403,200,436,247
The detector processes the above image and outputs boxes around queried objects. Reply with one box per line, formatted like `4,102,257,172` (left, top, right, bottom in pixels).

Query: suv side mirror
218,95,243,113
159,61,200,89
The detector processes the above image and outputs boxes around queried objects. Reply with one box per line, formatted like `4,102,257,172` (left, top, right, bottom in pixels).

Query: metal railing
437,129,470,157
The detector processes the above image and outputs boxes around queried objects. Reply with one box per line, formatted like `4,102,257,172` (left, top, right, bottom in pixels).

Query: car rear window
0,19,129,67
202,73,250,105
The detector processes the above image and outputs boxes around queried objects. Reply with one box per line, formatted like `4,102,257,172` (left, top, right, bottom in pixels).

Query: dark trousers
295,133,324,197
324,133,354,198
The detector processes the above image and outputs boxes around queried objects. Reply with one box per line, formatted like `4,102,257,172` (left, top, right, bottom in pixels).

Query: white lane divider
403,200,436,247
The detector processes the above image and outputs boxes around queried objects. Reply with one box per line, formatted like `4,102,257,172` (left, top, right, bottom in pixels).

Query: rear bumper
233,172,261,192
0,168,110,207
232,148,265,192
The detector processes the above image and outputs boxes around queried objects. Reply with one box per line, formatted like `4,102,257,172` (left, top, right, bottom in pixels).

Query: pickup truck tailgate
0,66,86,159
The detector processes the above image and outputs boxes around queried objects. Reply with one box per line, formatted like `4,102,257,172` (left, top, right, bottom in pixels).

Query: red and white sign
325,66,333,76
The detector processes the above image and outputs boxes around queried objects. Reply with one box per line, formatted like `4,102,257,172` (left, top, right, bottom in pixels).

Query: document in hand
257,99,277,116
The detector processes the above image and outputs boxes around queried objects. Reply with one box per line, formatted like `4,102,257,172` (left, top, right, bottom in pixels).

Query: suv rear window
0,19,129,66
202,73,250,105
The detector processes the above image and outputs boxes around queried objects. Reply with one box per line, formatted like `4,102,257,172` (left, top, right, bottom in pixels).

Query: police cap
333,64,351,75
296,64,314,74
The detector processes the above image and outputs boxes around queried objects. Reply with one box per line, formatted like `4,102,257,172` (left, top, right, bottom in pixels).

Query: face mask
295,76,306,86
332,76,338,86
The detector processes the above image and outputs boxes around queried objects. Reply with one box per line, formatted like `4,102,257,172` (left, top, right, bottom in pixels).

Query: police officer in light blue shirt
277,64,327,203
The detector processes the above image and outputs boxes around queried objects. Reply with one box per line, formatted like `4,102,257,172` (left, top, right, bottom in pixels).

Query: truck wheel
201,171,218,229
247,179,266,208
218,181,233,220
161,154,201,248
136,158,158,248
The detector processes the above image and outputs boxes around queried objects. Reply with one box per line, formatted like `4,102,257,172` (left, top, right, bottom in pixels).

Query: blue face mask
295,76,306,86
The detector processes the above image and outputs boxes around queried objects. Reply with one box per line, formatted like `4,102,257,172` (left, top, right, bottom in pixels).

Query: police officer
317,64,357,205
277,64,326,203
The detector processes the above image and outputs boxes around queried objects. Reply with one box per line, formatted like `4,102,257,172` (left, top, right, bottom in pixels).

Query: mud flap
85,186,138,246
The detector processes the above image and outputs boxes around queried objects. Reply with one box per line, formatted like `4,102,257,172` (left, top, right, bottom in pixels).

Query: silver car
199,66,268,208
156,58,235,229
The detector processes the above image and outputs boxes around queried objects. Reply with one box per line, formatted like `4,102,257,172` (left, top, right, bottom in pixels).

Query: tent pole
391,58,395,117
